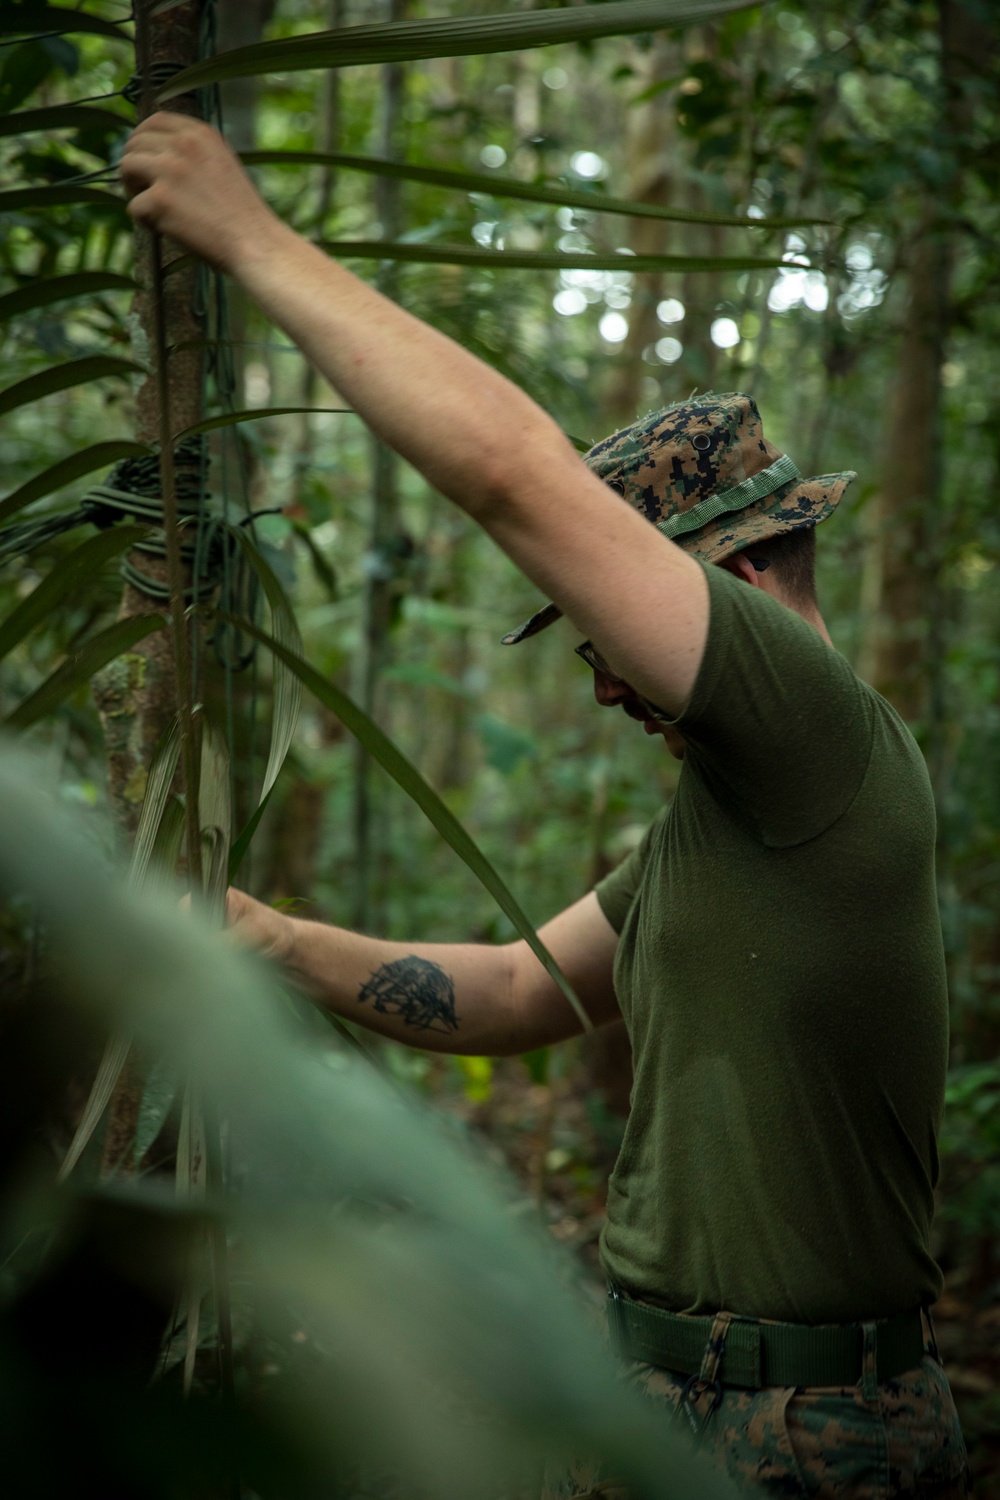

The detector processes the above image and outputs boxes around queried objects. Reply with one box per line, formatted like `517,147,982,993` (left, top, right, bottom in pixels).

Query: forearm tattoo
358,956,459,1034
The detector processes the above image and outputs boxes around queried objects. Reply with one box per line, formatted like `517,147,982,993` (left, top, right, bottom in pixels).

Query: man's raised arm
120,114,709,719
226,888,621,1056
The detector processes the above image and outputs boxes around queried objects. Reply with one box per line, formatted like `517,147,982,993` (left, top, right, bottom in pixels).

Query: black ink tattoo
358,956,459,1034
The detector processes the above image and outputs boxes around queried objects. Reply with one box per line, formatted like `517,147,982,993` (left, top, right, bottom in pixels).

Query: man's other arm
120,115,709,718
227,889,621,1056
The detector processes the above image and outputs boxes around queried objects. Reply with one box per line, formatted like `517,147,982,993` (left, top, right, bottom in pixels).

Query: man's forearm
225,886,617,1055
279,915,528,1055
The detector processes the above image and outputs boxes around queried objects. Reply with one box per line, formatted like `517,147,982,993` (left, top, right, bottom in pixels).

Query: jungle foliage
0,0,999,1493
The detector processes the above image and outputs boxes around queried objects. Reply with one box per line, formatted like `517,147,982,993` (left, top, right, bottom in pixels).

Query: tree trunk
856,220,948,721
289,0,344,511
93,1,207,840
92,0,207,1170
606,33,678,426
215,0,276,415
352,0,409,932
216,0,276,153
858,0,990,724
676,27,724,398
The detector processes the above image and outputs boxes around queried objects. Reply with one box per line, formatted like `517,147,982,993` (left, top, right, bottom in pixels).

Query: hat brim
690,470,856,565
499,471,856,646
500,601,562,647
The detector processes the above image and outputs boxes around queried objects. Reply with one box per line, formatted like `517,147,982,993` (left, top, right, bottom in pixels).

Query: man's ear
717,551,760,587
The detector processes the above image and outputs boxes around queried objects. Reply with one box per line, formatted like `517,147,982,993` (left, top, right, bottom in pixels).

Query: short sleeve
676,563,874,848
595,814,664,933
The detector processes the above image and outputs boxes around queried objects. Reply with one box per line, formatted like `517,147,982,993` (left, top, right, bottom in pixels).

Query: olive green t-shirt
595,563,947,1323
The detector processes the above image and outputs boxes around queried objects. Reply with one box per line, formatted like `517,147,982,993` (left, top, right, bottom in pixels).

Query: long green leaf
220,613,593,1033
0,271,137,322
148,795,185,893
199,723,232,916
0,525,146,662
319,240,790,273
0,356,143,421
0,104,131,138
160,0,755,95
0,4,130,40
0,185,125,212
56,1030,132,1182
174,405,351,441
246,149,827,232
200,722,232,849
227,786,273,883
0,441,149,526
175,1085,207,1396
129,720,180,893
201,826,230,914
229,531,302,804
133,1057,179,1168
4,613,165,731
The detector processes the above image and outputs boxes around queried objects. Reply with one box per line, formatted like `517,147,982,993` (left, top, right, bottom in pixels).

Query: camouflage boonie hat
500,392,856,645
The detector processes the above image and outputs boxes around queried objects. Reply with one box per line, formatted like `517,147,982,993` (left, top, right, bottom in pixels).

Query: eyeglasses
574,639,621,679
575,638,676,722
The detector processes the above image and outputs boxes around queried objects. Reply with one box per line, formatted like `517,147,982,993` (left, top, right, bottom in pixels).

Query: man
122,114,969,1497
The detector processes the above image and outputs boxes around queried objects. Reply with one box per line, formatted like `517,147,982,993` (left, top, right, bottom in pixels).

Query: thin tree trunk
857,220,949,721
676,26,724,398
606,34,677,425
92,0,206,842
352,0,409,931
92,0,207,1171
858,0,990,723
216,0,276,153
291,0,344,496
214,0,277,414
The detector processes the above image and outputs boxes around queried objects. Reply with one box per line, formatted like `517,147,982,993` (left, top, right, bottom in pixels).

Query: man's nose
593,669,629,707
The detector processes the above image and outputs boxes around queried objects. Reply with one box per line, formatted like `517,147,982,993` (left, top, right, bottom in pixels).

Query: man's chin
650,721,686,760
621,700,685,758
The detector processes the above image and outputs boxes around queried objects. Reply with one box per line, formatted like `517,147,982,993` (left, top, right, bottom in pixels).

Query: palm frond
4,614,165,731
129,720,181,893
175,405,351,440
0,272,137,322
0,762,734,1500
0,443,150,528
0,357,143,422
246,149,830,231
229,531,303,805
175,1085,208,1396
0,3,130,40
159,0,758,96
0,526,146,661
0,185,125,212
56,1030,132,1182
318,239,791,272
0,104,131,138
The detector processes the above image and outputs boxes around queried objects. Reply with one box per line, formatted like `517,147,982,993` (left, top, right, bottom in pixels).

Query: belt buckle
606,1281,628,1358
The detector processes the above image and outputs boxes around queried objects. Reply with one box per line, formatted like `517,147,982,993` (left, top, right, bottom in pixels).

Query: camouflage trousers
543,1312,971,1500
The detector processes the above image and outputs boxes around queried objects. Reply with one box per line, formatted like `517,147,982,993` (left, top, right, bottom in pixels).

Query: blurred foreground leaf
0,757,736,1500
